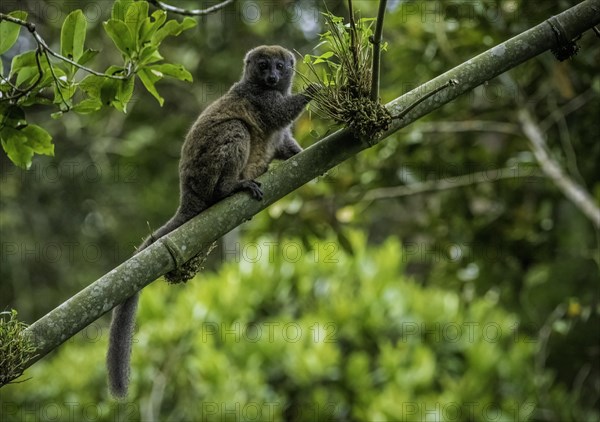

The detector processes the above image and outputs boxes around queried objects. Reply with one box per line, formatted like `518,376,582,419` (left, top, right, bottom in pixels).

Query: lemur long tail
106,211,194,398
107,292,140,398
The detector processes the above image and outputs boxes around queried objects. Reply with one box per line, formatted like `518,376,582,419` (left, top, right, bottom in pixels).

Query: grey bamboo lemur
107,45,314,398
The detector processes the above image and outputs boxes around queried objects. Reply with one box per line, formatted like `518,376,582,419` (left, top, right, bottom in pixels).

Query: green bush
1,234,557,421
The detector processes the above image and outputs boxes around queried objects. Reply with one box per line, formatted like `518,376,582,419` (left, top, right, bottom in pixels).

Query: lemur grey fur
106,45,314,398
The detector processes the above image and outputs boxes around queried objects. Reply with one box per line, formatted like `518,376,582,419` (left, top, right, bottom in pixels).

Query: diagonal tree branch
518,108,600,228
12,0,600,382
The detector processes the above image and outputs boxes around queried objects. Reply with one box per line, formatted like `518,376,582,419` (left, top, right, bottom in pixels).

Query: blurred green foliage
0,0,598,420
1,234,569,421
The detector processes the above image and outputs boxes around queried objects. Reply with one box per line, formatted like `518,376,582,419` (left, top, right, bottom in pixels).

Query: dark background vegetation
1,0,598,420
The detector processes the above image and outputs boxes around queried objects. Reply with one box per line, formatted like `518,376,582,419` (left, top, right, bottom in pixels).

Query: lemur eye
258,61,268,70
276,62,284,70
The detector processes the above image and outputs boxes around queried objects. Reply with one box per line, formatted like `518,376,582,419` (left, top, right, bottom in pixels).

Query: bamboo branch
370,0,387,102
147,0,234,16
10,0,600,381
518,108,600,228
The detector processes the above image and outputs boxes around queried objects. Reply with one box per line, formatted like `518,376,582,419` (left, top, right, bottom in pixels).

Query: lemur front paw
238,179,263,200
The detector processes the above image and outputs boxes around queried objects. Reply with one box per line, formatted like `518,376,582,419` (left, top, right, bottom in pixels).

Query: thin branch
369,0,387,102
553,98,585,186
392,79,459,121
347,0,359,69
0,73,24,92
42,50,69,111
415,120,521,136
0,13,130,80
518,108,600,228
147,0,235,16
361,167,542,201
539,89,594,132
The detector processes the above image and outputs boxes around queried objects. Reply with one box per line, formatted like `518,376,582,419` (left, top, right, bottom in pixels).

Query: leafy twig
2,47,44,102
370,0,387,101
0,13,130,80
147,0,235,16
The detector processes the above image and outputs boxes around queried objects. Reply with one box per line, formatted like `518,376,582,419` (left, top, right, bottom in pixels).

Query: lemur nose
267,76,278,85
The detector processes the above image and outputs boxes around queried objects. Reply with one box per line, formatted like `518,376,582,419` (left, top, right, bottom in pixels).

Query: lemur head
243,45,296,93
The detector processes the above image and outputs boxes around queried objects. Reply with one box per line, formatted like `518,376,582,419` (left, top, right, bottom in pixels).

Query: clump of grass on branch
0,310,37,386
299,12,392,141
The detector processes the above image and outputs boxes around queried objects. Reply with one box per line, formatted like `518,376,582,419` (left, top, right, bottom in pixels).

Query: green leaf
100,79,119,107
79,74,104,97
19,96,52,107
147,63,192,82
181,16,198,31
103,19,134,57
139,10,167,44
21,124,54,156
53,79,76,104
1,126,33,168
0,123,53,168
72,98,102,114
112,77,135,113
0,11,27,55
104,65,128,78
60,10,87,62
125,1,148,49
9,49,57,90
138,68,164,106
77,74,109,113
151,17,196,46
0,104,27,129
138,46,163,65
78,48,99,66
150,20,179,46
112,0,134,21
181,17,196,31
9,50,41,87
9,50,36,78
80,72,132,113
